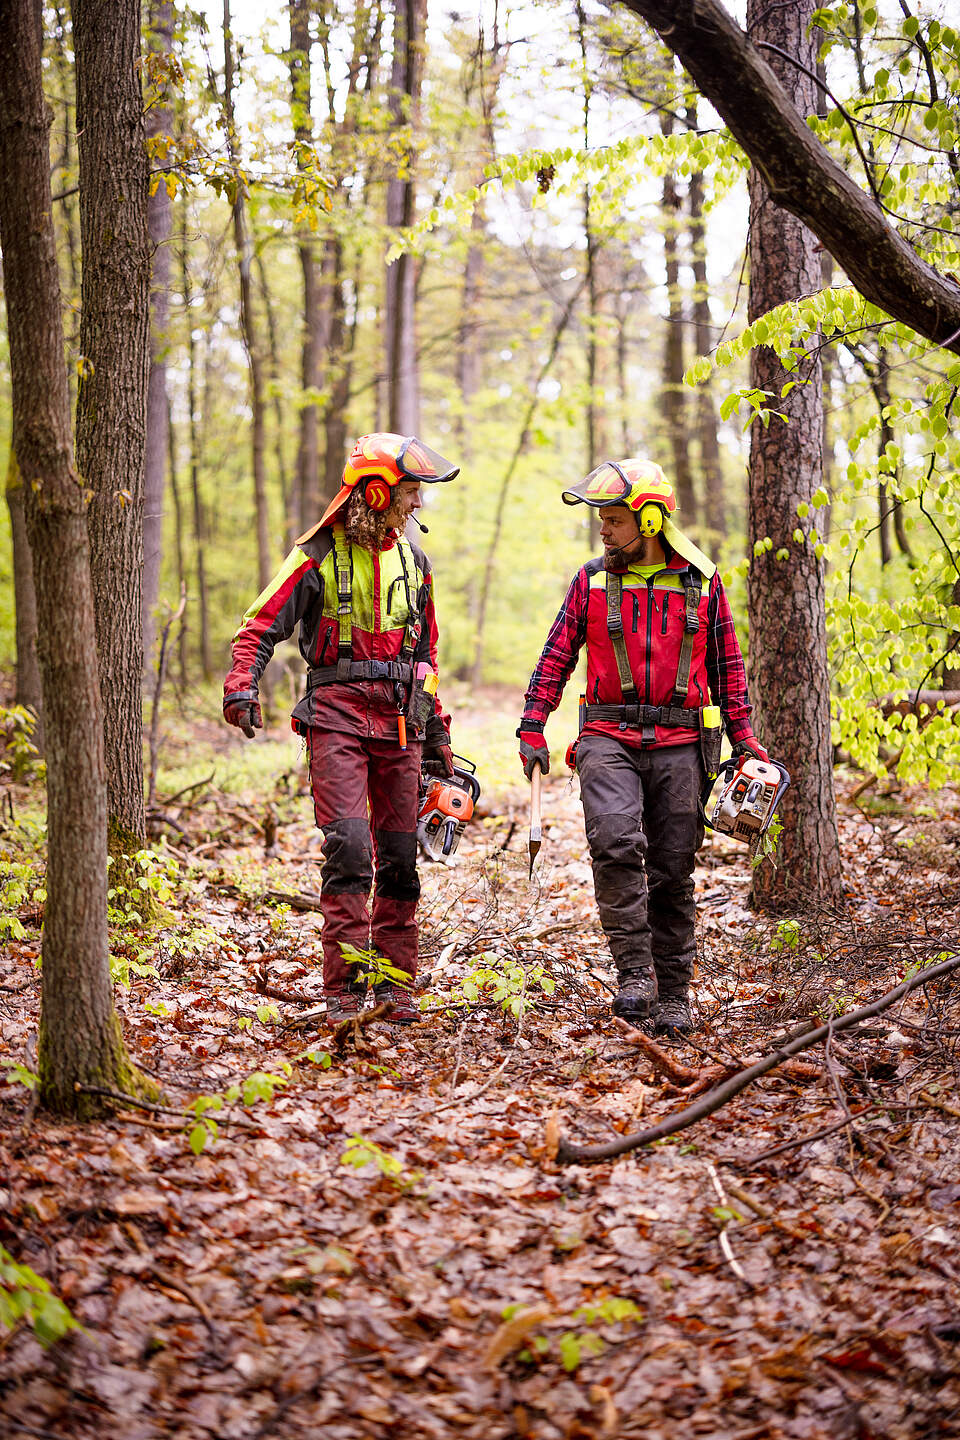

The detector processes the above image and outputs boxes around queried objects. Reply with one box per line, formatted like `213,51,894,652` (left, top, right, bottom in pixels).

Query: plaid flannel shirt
520,565,755,744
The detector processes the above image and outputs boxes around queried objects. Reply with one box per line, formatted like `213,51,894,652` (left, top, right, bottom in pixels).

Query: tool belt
307,659,414,688
582,702,701,728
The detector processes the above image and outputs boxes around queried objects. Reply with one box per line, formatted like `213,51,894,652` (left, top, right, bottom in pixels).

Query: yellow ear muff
638,502,664,537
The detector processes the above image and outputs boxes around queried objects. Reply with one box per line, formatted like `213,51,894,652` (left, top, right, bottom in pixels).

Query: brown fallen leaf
589,1383,619,1435
482,1303,551,1369
544,1105,560,1162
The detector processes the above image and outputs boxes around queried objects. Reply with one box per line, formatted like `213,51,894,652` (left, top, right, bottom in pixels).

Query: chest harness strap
597,566,703,744
319,525,422,689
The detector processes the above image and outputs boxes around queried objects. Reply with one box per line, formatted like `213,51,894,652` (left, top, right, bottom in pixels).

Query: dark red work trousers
307,728,422,995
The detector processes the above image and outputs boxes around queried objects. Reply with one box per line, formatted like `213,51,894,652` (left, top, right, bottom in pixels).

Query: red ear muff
364,477,392,512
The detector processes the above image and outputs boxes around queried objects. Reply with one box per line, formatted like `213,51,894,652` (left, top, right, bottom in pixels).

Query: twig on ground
331,1002,393,1053
556,953,960,1164
707,1161,751,1286
735,1105,875,1167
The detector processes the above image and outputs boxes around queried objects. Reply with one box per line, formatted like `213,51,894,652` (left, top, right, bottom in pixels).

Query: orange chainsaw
417,754,480,863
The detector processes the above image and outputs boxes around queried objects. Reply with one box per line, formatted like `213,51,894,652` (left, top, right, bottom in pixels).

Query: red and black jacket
224,524,450,745
521,552,755,749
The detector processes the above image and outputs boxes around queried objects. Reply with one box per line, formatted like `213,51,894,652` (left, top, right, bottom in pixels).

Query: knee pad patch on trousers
374,829,420,902
585,812,645,860
321,817,373,894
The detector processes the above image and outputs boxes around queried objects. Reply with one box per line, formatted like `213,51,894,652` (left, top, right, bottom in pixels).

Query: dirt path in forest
2,770,960,1439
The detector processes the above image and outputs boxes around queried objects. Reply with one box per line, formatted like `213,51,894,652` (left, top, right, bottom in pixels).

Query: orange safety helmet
561,457,717,576
318,433,459,528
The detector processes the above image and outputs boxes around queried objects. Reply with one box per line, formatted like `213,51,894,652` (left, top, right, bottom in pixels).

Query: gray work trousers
576,734,703,995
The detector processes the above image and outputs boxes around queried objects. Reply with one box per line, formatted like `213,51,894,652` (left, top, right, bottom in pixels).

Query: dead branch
737,1105,875,1167
614,1017,822,1096
556,953,960,1164
331,1001,393,1053
161,770,215,807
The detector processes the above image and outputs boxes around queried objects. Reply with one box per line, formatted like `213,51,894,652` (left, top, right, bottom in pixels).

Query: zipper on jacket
386,575,404,616
316,627,333,666
661,592,670,635
630,590,640,633
644,577,656,703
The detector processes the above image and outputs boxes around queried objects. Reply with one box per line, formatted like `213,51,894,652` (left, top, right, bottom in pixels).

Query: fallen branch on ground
556,952,960,1164
614,1017,822,1095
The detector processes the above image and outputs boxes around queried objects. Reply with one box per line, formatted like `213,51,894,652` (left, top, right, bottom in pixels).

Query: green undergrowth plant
340,942,415,993
505,1297,643,1372
0,860,45,943
340,1134,424,1191
184,1064,292,1154
0,705,44,785
442,953,556,1017
1,1245,80,1346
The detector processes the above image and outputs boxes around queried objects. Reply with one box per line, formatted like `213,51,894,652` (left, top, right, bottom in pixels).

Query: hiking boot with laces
611,967,657,1025
653,993,694,1038
373,982,421,1024
324,990,363,1025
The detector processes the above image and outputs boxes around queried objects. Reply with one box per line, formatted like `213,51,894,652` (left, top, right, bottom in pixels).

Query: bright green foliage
0,1245,80,1346
183,1064,292,1153
340,943,413,992
453,953,556,1018
340,1134,423,1190
503,1295,643,1371
1,1059,39,1090
0,705,44,784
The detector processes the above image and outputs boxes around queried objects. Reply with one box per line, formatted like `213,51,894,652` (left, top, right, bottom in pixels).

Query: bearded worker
223,434,458,1024
517,459,767,1037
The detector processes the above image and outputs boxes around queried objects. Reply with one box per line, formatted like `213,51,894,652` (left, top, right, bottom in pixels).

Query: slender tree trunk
470,284,583,688
166,395,189,686
180,197,211,679
254,245,291,530
50,4,81,312
73,0,150,862
687,103,725,545
385,0,426,433
577,0,602,551
223,0,270,589
746,0,843,909
322,239,351,501
143,0,175,672
660,108,697,528
5,448,43,740
288,0,324,531
0,0,154,1118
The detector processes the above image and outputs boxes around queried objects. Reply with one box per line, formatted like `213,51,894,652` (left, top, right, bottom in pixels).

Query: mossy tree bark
0,0,155,1118
73,0,151,870
745,0,843,910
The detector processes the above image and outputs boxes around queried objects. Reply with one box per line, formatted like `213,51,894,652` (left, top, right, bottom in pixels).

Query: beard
604,540,642,571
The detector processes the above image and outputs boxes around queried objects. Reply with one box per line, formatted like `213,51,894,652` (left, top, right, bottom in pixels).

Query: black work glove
424,743,454,776
224,692,262,739
518,730,549,781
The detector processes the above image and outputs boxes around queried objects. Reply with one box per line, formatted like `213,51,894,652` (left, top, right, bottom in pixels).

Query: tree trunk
73,0,151,864
288,0,324,531
0,0,154,1118
660,107,697,528
142,0,175,673
180,197,211,680
223,0,271,590
385,0,426,434
577,0,602,551
745,0,843,910
687,102,725,545
5,448,43,740
254,244,292,532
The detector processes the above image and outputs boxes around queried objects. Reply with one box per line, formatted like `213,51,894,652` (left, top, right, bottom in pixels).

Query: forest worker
223,433,459,1024
516,458,766,1037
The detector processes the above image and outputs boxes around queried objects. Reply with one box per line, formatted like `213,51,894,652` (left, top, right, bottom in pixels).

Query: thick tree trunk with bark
0,0,154,1117
620,0,960,357
745,0,843,909
143,0,175,673
5,450,43,738
687,105,725,544
660,109,696,527
73,0,151,863
385,0,426,434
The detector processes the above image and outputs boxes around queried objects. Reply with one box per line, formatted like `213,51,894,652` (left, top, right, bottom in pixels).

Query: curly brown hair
343,486,393,552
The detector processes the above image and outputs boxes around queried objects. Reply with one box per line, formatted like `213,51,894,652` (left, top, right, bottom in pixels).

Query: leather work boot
612,966,657,1025
373,982,421,1024
653,993,694,1038
324,990,363,1025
